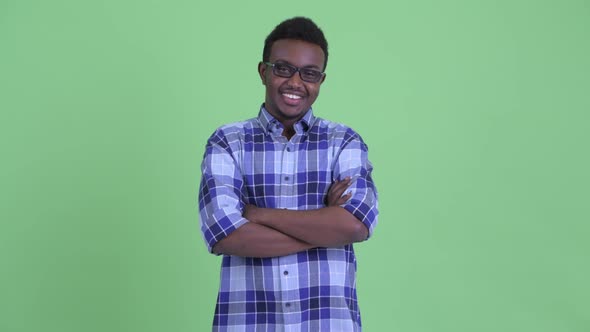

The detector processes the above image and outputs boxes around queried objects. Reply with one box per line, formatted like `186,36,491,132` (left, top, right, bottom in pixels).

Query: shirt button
284,176,289,181
283,270,289,275
286,147,291,152
285,303,291,308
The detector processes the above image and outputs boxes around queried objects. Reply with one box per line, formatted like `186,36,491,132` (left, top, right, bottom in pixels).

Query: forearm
212,222,315,258
247,206,368,247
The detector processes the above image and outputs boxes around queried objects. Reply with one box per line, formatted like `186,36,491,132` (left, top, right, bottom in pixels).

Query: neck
282,126,296,139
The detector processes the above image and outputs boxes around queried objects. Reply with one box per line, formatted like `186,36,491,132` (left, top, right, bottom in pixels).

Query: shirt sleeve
198,129,248,253
334,130,379,239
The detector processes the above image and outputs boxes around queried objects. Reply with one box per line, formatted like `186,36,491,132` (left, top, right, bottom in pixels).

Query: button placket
277,136,297,319
282,142,295,184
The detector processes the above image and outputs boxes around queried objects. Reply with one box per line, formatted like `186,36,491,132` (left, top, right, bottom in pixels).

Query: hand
325,177,352,207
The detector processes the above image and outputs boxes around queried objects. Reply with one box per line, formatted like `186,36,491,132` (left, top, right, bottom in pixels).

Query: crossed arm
212,178,369,258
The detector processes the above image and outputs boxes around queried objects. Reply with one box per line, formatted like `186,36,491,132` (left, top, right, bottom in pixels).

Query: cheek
266,82,281,98
271,78,289,92
307,85,321,98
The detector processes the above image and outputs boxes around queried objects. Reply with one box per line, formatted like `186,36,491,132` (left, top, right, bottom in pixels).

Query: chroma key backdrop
1,0,589,331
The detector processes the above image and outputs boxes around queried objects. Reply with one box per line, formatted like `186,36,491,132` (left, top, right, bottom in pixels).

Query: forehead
269,39,325,68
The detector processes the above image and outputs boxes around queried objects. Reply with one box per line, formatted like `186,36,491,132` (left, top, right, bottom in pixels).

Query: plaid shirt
199,107,378,331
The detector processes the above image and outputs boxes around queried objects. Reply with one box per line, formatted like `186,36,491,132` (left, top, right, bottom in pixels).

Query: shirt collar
258,105,315,135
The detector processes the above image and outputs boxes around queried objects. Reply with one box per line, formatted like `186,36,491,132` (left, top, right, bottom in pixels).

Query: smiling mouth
282,93,302,100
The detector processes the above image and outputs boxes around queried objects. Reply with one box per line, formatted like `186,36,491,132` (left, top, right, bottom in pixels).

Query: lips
281,91,305,106
282,93,302,100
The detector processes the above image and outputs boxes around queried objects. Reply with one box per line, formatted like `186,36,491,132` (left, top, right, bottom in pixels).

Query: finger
334,178,352,192
331,180,348,191
329,181,347,195
327,178,352,206
334,177,351,190
329,188,345,200
331,177,349,186
337,192,352,205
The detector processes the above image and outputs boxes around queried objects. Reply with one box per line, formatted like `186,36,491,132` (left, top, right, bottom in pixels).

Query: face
258,39,326,126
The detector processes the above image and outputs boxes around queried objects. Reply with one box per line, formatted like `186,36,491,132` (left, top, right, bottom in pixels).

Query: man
198,17,378,331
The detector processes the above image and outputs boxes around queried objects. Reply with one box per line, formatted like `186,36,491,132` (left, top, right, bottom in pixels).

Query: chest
239,133,338,208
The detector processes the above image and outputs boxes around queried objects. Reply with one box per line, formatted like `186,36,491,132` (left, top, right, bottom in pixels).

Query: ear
320,73,326,84
258,62,267,85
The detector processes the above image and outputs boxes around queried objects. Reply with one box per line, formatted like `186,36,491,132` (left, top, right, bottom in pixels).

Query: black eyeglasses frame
263,62,325,83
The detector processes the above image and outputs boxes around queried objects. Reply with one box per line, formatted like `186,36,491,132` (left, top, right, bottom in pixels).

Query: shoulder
206,117,262,147
311,117,366,146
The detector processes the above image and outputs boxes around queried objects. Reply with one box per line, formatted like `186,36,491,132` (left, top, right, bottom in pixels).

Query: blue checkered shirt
198,107,378,331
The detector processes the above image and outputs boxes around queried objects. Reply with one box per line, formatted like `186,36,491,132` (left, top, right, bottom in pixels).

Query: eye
301,69,321,80
274,63,293,75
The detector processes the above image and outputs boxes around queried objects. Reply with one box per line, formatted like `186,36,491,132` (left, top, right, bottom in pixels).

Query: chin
280,107,306,119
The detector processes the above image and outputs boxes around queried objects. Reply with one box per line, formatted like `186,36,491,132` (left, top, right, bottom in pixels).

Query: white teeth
283,93,302,99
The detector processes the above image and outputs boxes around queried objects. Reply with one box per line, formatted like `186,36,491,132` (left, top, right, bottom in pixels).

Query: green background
1,0,589,331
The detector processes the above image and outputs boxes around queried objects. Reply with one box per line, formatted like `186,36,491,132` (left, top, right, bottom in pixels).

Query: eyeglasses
264,62,325,83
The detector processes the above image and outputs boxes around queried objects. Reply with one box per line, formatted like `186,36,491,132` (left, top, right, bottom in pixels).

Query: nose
286,70,305,87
